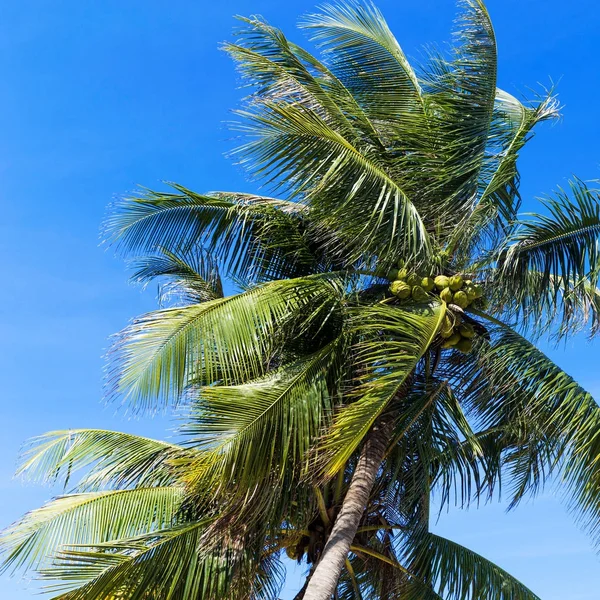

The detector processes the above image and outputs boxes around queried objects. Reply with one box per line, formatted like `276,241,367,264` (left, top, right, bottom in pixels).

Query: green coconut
439,287,454,303
411,285,429,302
387,268,400,281
471,283,484,298
421,276,435,292
449,275,464,291
390,280,411,299
442,332,461,348
407,273,421,287
434,275,450,290
465,285,478,301
440,316,455,338
453,290,469,308
396,268,408,281
458,323,475,339
455,337,473,353
285,546,299,560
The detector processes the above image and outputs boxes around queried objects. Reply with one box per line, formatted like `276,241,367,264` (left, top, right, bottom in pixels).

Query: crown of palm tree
3,1,600,599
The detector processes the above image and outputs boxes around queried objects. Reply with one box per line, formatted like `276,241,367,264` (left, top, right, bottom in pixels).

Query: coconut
439,288,454,303
387,268,399,281
442,332,461,348
449,275,464,291
421,276,435,292
465,285,477,301
285,546,298,560
458,323,475,339
407,273,421,287
472,283,484,298
390,280,411,299
440,316,455,338
411,285,429,302
434,275,450,290
453,290,469,308
396,268,408,281
455,337,473,353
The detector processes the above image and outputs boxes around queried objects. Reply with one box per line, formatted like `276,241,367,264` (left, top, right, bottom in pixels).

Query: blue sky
0,0,599,598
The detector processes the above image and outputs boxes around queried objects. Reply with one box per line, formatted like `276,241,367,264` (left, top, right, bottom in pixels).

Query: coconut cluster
387,269,485,353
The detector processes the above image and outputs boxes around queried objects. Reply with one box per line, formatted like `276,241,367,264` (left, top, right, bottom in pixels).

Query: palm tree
2,0,600,598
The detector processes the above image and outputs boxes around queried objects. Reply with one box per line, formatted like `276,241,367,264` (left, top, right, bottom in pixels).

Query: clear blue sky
0,1,599,598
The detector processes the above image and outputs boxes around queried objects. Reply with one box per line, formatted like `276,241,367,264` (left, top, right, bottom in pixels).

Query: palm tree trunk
302,418,392,600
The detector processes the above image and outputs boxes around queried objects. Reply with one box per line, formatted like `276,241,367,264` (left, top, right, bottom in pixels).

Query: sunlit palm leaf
405,532,541,600
107,274,343,410
498,178,600,307
182,338,344,488
16,429,191,491
106,185,314,282
1,487,184,574
321,302,446,474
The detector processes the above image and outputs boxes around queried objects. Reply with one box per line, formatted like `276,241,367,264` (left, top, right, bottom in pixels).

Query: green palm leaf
183,338,344,488
407,532,541,600
1,487,184,574
450,89,559,254
300,0,425,125
108,274,343,410
16,429,191,491
321,302,446,474
106,185,313,282
498,178,600,301
130,246,223,305
42,521,281,600
236,99,431,268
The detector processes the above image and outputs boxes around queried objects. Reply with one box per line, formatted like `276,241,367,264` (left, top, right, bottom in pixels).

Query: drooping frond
106,185,316,282
499,178,600,293
130,246,223,306
41,521,282,600
450,89,559,255
406,532,541,600
487,179,600,336
107,274,344,411
321,302,446,475
1,487,185,574
234,99,431,269
16,429,191,491
182,337,345,488
452,321,600,545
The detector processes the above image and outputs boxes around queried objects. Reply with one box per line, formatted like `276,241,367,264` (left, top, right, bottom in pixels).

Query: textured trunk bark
302,419,393,600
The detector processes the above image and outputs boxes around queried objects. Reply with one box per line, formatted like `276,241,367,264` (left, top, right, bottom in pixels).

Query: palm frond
321,302,446,475
1,487,184,574
234,99,431,268
42,521,281,600
498,178,600,309
182,337,345,488
300,0,425,125
453,321,600,545
225,16,366,145
417,0,497,222
130,246,223,306
16,429,190,491
105,185,315,282
450,89,559,254
406,532,541,600
107,274,344,411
